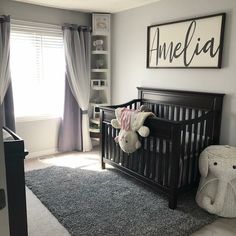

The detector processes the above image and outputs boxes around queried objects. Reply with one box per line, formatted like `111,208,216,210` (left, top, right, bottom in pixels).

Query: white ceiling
12,0,160,13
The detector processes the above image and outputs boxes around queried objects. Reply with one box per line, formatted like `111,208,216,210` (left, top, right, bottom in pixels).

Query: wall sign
147,13,226,68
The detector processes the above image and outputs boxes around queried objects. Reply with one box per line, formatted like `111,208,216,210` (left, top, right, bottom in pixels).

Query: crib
100,87,224,209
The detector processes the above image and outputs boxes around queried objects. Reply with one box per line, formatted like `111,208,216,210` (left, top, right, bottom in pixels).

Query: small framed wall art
92,13,110,35
147,13,226,68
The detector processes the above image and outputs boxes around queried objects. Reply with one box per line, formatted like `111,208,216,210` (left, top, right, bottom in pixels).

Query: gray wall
0,0,91,157
0,0,90,25
112,0,236,146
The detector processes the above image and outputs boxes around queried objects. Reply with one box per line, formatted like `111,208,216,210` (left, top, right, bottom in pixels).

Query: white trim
11,19,61,30
11,19,63,37
16,116,61,123
27,148,59,159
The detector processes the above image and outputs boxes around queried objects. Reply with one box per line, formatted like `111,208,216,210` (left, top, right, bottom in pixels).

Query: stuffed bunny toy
111,106,154,154
196,145,236,217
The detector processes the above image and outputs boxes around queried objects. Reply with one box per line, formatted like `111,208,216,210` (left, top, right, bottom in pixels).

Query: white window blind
10,21,65,118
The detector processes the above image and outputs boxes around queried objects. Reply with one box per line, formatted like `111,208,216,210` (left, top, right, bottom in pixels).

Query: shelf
90,118,100,125
91,86,108,90
91,69,108,72
89,127,100,133
92,50,108,54
90,103,109,107
90,13,110,130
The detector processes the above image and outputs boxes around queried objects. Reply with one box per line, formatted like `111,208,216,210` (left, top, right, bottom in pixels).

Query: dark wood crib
100,87,224,209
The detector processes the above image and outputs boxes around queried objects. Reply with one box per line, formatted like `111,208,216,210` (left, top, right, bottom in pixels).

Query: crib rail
100,103,213,178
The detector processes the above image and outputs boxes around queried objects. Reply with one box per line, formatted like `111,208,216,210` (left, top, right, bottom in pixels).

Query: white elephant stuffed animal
196,145,236,217
111,106,154,154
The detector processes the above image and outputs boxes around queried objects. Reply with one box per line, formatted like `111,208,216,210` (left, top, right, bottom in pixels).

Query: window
10,21,65,118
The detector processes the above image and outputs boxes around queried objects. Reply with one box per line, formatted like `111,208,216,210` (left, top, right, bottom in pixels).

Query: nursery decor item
111,107,154,154
196,145,236,218
93,39,104,51
92,13,110,34
147,13,226,68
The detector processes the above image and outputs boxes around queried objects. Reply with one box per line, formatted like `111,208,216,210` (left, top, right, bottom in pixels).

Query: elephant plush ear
137,126,150,137
199,151,209,178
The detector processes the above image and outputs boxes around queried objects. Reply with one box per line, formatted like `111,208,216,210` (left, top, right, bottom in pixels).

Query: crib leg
101,159,106,169
168,194,178,210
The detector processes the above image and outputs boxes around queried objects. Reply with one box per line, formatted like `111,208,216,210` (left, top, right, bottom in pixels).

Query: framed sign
147,13,226,68
92,13,110,35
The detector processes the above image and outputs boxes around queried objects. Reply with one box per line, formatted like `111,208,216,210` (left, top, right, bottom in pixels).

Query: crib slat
205,112,213,147
190,111,198,184
157,138,163,184
111,127,116,161
129,153,133,170
176,106,180,121
186,109,193,184
182,107,186,121
164,140,170,186
193,125,201,181
171,105,175,120
108,125,112,161
154,138,159,182
117,137,121,165
126,153,129,169
114,129,119,163
198,114,204,152
145,137,151,178
180,125,187,187
153,104,158,115
105,124,109,160
139,139,145,175
132,150,138,171
151,138,157,180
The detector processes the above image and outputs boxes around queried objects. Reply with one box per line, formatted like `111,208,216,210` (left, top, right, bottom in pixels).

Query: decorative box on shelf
91,79,107,89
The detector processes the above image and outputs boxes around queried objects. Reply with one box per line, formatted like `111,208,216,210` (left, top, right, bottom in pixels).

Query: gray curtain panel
2,82,15,132
58,78,82,152
0,15,11,104
0,15,15,132
60,25,92,152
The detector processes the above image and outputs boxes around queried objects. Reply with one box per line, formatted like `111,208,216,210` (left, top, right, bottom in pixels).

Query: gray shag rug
25,166,217,236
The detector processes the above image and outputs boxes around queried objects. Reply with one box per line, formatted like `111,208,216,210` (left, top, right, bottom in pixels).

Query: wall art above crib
147,13,226,68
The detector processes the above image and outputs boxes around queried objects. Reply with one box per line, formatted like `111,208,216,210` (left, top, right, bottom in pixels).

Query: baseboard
26,148,59,159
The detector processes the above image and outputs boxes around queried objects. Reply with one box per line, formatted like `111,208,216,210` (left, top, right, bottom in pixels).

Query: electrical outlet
0,189,6,210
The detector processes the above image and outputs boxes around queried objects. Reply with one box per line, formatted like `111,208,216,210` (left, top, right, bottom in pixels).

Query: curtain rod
0,15,10,22
12,19,90,31
63,24,91,32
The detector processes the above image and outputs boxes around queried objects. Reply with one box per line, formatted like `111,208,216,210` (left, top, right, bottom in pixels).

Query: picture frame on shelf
92,13,110,35
93,106,100,119
91,79,107,87
100,80,106,86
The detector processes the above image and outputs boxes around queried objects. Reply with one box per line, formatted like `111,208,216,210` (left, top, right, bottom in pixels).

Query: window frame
10,20,65,121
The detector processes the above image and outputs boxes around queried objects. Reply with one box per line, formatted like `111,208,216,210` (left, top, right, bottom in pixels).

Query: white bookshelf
89,13,111,140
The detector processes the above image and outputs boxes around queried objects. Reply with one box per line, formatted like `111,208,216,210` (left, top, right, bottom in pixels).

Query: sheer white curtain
63,26,92,152
0,15,11,105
